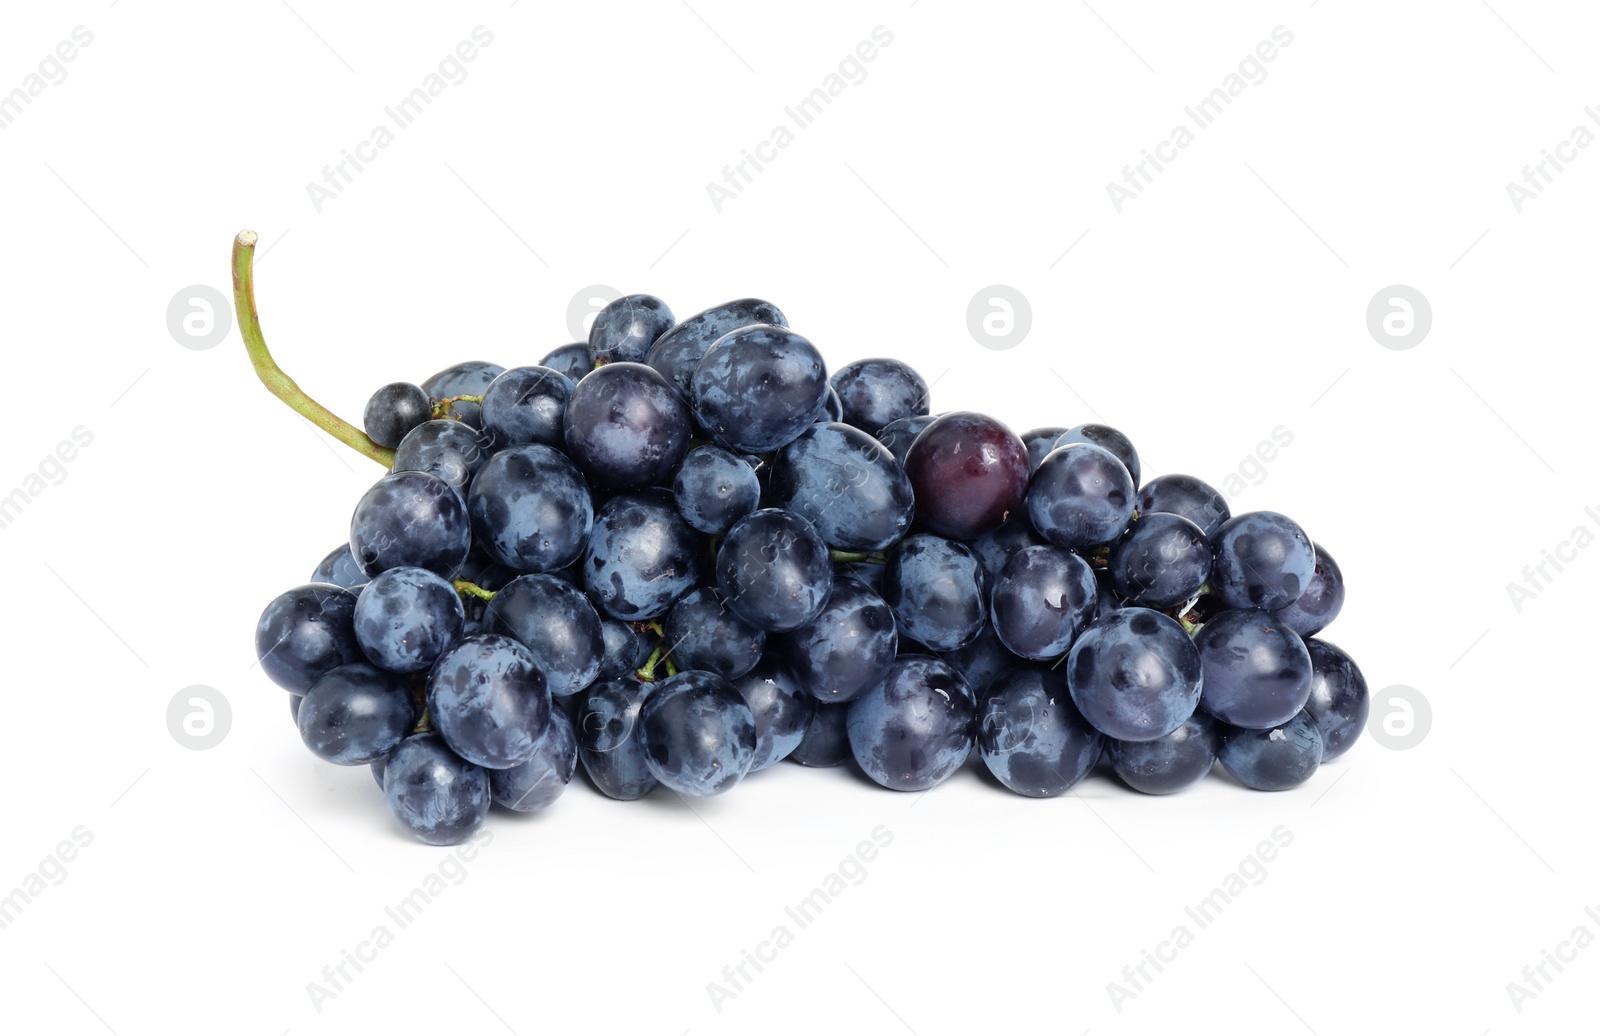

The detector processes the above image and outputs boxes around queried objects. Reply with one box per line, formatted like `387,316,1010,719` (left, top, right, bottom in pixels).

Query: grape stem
635,645,668,682
452,579,496,602
432,394,484,420
830,550,887,564
230,230,395,468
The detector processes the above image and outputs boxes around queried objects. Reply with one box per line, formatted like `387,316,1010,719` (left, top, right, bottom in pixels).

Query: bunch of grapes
254,291,1367,846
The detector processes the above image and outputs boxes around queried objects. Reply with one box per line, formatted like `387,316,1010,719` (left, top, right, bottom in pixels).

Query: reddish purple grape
903,412,1029,540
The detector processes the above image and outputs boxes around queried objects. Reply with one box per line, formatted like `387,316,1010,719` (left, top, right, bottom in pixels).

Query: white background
0,1,1594,1033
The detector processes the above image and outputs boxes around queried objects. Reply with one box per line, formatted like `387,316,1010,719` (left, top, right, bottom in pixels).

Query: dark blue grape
779,578,897,703
876,414,938,466
1217,711,1323,791
647,298,788,397
1136,474,1231,539
1195,608,1313,729
363,382,432,448
672,444,760,534
1302,639,1368,760
1107,513,1211,609
297,663,416,765
466,443,592,574
663,588,765,680
540,342,592,382
639,671,757,796
768,423,914,552
1107,712,1219,795
882,535,985,652
597,618,651,680
1027,443,1135,549
1210,511,1315,611
484,574,605,697
426,634,551,769
1054,424,1141,487
969,515,1047,584
256,584,363,694
977,668,1102,797
1273,543,1345,637
311,545,367,590
383,732,491,845
480,365,574,449
730,657,814,771
490,706,578,812
905,412,1031,540
392,420,492,498
1021,427,1068,473
691,325,829,453
716,509,833,632
564,361,692,489
939,623,1026,699
350,470,471,577
354,566,465,673
590,293,674,365
789,697,851,767
829,359,929,437
1067,608,1201,741
577,676,658,800
584,490,700,621
990,544,1097,661
846,655,975,792
420,361,504,428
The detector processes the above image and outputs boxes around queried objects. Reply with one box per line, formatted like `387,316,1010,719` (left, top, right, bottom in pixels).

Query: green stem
831,550,887,564
431,394,484,420
453,579,496,602
231,230,394,468
636,645,666,682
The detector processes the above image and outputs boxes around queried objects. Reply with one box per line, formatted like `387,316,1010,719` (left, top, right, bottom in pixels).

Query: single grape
391,420,492,498
768,423,914,552
691,325,829,453
1273,543,1345,636
778,578,897,703
904,412,1030,540
350,470,471,578
730,657,815,771
672,444,760,535
1302,639,1368,760
363,382,432,448
1107,712,1217,794
1136,474,1231,539
256,584,364,694
420,361,505,428
1194,608,1313,729
576,676,658,800
789,697,851,767
882,534,985,652
1210,511,1315,611
564,361,692,489
540,342,592,382
639,670,757,796
353,566,465,673
490,706,578,812
1027,443,1135,549
829,359,930,437
483,574,605,697
590,293,674,365
297,663,416,765
646,298,788,397
426,634,552,769
1107,512,1211,609
480,365,574,449
990,545,1098,660
1066,608,1201,741
311,544,367,590
1054,423,1141,486
1020,427,1068,473
466,443,593,574
1217,711,1323,791
846,655,975,792
716,509,834,632
597,618,652,680
663,588,766,680
977,668,1103,797
876,414,938,466
584,490,700,621
383,733,491,845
